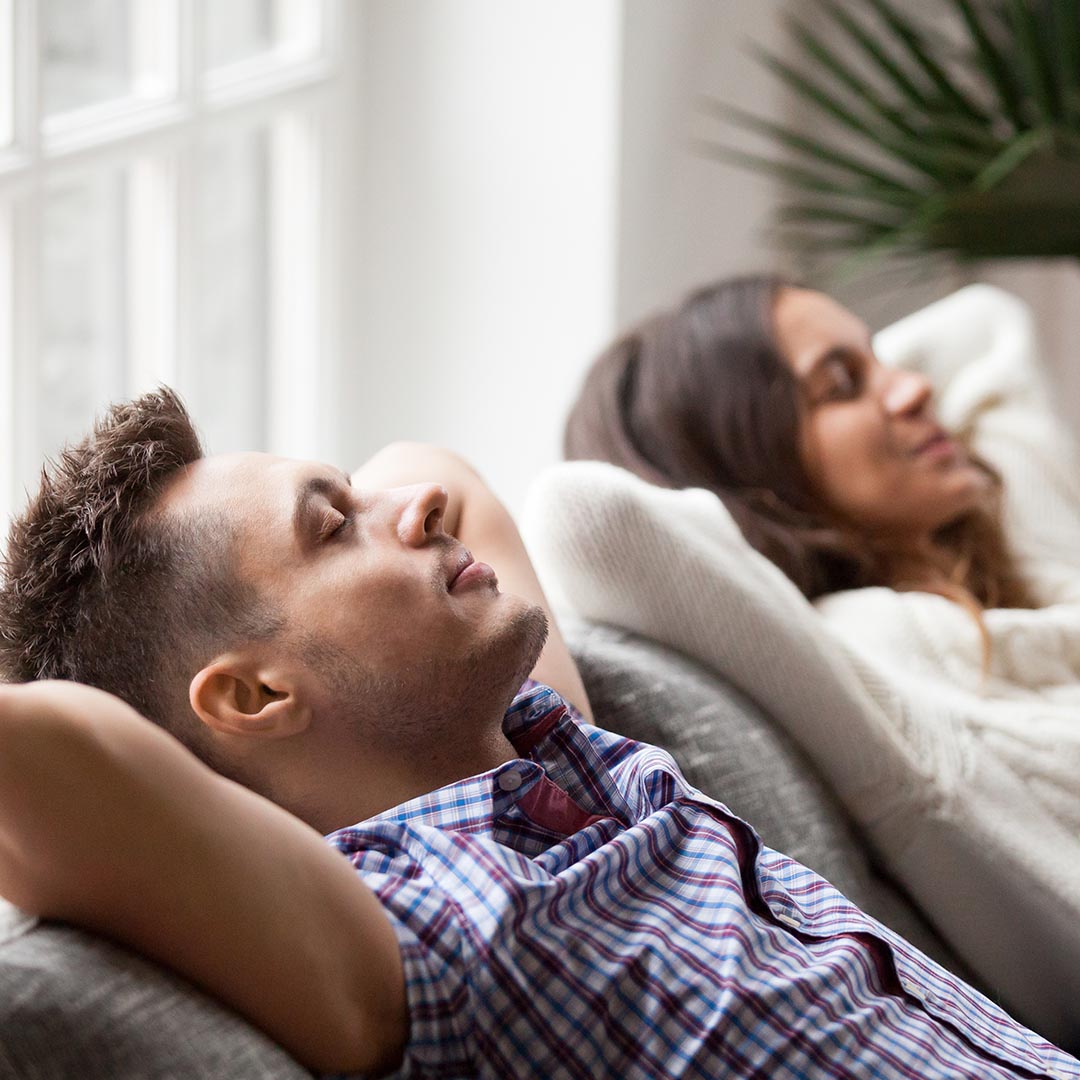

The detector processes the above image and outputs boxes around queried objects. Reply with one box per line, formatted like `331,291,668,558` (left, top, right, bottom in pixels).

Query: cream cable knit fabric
522,285,1080,1046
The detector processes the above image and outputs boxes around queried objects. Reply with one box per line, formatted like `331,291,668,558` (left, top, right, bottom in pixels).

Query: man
0,388,1075,1078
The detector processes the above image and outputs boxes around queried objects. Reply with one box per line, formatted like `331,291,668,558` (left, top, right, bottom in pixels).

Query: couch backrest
568,620,973,981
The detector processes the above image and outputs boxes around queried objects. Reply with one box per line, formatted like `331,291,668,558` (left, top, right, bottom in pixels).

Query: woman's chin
935,466,995,525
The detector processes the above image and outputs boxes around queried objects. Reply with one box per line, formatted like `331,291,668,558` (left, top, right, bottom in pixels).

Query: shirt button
498,769,523,792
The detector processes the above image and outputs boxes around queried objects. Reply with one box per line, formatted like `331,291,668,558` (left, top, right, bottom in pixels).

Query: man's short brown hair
0,388,281,756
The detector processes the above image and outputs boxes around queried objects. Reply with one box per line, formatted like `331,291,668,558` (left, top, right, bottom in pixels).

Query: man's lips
447,550,474,590
446,549,498,591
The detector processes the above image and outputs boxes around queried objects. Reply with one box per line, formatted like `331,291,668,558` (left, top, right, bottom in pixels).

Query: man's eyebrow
292,474,347,536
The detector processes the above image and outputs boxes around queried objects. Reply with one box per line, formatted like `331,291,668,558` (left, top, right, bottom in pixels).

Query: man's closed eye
319,509,356,541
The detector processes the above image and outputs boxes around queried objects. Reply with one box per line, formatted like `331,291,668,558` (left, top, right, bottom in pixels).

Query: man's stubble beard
303,599,550,756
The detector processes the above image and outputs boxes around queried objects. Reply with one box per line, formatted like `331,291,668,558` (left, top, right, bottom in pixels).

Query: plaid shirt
326,683,1080,1079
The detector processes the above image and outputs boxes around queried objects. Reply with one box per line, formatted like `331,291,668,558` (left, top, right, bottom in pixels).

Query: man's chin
504,600,549,684
511,604,548,669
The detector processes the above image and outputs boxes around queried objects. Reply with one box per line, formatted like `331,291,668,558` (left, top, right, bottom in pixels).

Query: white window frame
0,0,14,151
0,0,345,524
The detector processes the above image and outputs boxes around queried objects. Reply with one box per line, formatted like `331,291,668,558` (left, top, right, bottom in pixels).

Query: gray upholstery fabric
0,924,311,1079
568,620,976,983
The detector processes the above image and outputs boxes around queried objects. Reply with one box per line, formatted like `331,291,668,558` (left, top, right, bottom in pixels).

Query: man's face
160,452,546,757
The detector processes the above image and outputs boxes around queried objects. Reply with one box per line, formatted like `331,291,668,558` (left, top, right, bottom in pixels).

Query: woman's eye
820,355,860,400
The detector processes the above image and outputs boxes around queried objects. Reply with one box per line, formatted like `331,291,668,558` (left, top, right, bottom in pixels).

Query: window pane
41,0,132,116
34,169,128,479
0,199,13,525
187,125,269,453
204,0,274,70
0,0,13,147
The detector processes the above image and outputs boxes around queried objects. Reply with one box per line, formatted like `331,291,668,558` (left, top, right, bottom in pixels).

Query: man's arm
352,442,594,723
0,680,407,1075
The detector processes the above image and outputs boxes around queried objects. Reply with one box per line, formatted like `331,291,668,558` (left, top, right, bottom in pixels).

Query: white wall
617,0,788,326
340,0,804,514
341,0,621,514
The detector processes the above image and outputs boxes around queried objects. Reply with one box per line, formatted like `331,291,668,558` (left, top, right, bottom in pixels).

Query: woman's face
772,287,990,539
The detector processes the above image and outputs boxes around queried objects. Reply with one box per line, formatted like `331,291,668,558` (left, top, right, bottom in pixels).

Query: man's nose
882,368,932,417
395,483,449,546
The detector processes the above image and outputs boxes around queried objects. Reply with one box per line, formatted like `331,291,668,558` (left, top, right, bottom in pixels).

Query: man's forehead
157,452,272,514
158,451,336,520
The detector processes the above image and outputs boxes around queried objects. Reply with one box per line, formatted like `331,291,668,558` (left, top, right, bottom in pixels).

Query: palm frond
787,12,1003,155
1053,0,1080,126
970,127,1047,191
918,113,1003,153
949,0,1026,129
860,0,989,122
700,101,920,193
751,44,986,182
691,140,920,206
707,0,1080,266
816,0,932,110
776,202,909,232
786,15,919,140
749,45,887,145
1006,0,1059,123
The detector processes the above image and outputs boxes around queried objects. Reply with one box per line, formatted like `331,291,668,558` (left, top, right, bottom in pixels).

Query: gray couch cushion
0,923,310,1079
568,620,974,982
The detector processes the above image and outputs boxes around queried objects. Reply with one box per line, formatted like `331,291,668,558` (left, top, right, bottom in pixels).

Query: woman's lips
915,432,959,461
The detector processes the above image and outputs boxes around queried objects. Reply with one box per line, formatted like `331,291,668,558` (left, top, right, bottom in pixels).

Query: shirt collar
501,680,575,752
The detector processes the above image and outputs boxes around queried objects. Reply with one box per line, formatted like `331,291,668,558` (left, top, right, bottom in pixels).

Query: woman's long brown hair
564,275,1035,612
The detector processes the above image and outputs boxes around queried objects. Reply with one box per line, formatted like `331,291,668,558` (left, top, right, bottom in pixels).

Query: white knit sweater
523,285,1080,1045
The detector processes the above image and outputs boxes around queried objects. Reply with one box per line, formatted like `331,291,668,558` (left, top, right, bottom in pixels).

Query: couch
0,622,970,1078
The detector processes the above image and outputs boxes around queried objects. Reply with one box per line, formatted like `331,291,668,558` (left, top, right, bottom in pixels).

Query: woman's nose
882,368,932,417
395,483,449,546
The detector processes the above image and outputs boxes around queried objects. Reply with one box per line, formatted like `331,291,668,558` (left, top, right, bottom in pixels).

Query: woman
564,275,1037,617
547,277,1080,1045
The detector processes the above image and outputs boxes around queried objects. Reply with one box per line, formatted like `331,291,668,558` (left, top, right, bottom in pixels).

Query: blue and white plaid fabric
327,683,1080,1079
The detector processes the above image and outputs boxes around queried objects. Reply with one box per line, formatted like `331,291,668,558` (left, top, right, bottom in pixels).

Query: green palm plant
702,0,1080,275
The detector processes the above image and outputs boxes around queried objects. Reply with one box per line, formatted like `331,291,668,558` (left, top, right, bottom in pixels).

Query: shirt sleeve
322,831,477,1079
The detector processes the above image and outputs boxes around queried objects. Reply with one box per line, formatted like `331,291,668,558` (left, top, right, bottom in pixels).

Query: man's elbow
292,977,408,1076
352,441,483,488
0,682,113,913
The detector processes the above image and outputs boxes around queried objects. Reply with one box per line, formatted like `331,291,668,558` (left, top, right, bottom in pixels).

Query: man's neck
267,706,519,835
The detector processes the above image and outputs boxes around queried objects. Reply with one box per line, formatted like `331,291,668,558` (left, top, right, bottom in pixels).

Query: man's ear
189,656,312,739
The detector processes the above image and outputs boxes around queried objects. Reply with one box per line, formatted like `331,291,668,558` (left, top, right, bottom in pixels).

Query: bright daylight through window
0,0,340,527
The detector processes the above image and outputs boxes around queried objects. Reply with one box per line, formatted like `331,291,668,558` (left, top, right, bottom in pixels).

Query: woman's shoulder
814,585,980,672
815,584,958,621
